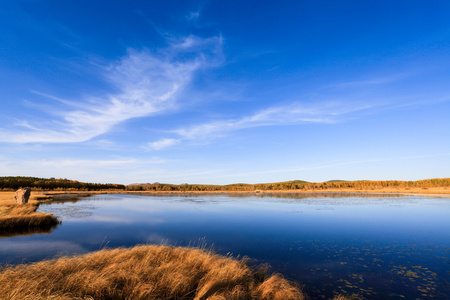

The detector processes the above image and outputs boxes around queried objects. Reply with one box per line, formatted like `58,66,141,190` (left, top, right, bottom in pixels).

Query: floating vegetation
38,203,96,219
285,238,449,299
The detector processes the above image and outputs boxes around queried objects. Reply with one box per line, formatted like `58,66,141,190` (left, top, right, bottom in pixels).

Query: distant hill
279,180,310,184
325,180,348,183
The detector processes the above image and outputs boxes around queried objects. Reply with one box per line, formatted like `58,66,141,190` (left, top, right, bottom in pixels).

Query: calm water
1,193,449,299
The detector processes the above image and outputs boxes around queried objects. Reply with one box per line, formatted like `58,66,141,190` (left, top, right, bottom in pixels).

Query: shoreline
29,186,450,198
0,192,60,233
1,187,448,227
1,187,448,234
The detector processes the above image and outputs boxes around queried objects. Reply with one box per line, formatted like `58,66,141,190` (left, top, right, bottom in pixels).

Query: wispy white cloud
332,73,413,88
147,101,375,149
0,35,222,144
38,159,137,168
187,11,200,21
146,138,180,150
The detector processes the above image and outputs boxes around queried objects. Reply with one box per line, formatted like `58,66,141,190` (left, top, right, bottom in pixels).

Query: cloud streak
146,138,180,150
148,101,375,149
0,35,222,144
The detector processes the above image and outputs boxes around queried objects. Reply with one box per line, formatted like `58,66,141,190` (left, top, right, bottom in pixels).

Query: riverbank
31,186,449,198
0,192,59,233
0,244,307,300
122,186,450,196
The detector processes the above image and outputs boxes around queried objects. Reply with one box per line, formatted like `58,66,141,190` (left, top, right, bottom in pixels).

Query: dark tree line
126,178,449,192
0,177,125,191
2,176,448,192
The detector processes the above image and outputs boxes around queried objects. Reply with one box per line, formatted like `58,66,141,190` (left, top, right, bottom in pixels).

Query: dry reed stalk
0,245,305,300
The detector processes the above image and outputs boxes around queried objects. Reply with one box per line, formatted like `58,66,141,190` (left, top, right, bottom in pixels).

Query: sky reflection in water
0,193,449,299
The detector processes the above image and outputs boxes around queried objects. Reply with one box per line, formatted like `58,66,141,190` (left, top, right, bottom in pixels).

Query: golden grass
0,201,59,232
0,244,305,300
0,192,17,205
0,191,53,204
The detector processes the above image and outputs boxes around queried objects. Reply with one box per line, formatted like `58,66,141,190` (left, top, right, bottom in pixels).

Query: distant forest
0,176,125,191
1,176,448,192
127,178,450,192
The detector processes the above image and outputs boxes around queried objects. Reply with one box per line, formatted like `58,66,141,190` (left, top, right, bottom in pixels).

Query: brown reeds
0,203,60,231
0,244,304,300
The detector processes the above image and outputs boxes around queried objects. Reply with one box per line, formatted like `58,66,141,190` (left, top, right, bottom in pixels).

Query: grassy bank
0,244,307,300
26,185,450,199
0,192,59,233
126,178,450,194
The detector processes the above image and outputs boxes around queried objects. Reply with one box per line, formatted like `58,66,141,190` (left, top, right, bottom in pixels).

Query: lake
1,193,449,299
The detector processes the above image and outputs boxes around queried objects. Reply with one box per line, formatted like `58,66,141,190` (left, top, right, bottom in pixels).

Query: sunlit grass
0,244,305,299
0,202,59,231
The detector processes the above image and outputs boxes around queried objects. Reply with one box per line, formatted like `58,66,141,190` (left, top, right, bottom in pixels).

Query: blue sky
0,0,449,184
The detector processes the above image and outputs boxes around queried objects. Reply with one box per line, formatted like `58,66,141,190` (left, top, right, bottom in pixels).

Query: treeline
0,177,125,191
126,178,450,192
2,176,448,192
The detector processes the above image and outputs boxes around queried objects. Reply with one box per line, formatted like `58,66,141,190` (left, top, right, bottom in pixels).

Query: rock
15,188,31,205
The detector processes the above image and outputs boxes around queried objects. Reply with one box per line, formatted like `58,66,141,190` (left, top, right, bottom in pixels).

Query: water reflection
130,191,408,199
39,202,96,219
0,224,58,238
0,239,88,265
235,192,408,199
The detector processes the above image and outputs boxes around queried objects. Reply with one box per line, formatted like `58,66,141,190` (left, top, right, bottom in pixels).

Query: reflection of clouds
68,215,133,223
67,215,165,225
38,203,96,219
145,233,170,244
87,196,165,213
235,194,450,207
130,193,449,209
0,240,88,262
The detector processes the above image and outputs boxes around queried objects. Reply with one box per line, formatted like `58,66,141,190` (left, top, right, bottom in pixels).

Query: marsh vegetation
0,192,59,234
0,244,304,300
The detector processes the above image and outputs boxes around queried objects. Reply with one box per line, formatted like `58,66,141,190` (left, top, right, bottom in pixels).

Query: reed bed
0,244,304,300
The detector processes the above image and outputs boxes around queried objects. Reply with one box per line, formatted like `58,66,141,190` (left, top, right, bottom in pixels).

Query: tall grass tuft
0,244,304,300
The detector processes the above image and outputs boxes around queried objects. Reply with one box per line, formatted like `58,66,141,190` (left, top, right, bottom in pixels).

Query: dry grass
0,191,51,204
331,296,353,300
0,192,17,205
0,192,59,233
0,202,59,232
0,244,304,300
